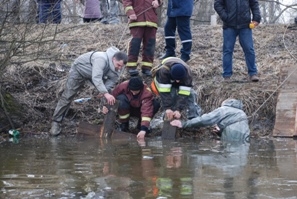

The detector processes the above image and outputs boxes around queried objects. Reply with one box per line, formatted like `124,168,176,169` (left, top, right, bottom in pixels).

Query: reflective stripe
165,36,175,39
178,86,191,96
125,6,133,13
129,21,158,28
119,113,130,119
126,62,138,67
154,77,171,93
142,117,151,122
161,57,172,64
181,39,192,43
141,61,153,67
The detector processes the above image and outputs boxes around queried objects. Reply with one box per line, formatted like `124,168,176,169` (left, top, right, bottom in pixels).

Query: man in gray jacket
170,99,250,143
50,46,128,136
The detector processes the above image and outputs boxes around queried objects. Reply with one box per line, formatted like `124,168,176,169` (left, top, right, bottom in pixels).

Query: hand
173,110,181,119
137,130,146,139
152,0,159,8
170,120,182,128
251,21,259,27
211,124,220,133
129,14,137,21
104,93,115,105
101,106,108,114
165,109,174,120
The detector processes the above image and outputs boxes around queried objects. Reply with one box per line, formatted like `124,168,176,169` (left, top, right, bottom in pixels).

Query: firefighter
102,76,160,139
122,0,162,77
151,57,202,121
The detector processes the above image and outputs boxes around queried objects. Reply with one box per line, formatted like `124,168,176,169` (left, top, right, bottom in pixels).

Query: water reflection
0,137,297,198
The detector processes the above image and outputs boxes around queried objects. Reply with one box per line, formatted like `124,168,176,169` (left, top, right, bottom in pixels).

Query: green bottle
9,130,20,137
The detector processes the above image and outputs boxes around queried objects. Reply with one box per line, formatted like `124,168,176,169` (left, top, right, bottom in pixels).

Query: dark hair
113,51,128,64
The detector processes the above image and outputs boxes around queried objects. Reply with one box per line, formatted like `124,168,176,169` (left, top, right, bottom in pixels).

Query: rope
248,24,297,121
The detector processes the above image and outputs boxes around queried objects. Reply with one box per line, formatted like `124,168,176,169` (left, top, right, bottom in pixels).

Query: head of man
112,51,128,71
170,63,187,82
128,76,144,95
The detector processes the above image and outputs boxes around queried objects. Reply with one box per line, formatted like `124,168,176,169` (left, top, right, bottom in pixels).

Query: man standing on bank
159,0,194,63
214,0,261,82
50,46,128,136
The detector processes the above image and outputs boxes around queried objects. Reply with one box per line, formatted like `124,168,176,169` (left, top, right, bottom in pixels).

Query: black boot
119,122,129,132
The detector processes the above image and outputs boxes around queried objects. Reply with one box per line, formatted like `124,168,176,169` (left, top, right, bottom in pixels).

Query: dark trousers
164,16,192,60
38,1,62,24
126,26,157,70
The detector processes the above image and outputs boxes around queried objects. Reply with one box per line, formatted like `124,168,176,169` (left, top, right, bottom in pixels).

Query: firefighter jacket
122,0,162,28
111,80,154,129
154,57,193,112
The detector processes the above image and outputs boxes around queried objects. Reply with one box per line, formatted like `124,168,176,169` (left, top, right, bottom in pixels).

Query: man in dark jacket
50,46,128,136
171,99,250,143
152,57,202,121
159,0,193,62
214,0,261,82
102,76,160,139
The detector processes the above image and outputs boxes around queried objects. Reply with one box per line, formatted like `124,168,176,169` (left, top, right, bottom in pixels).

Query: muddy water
0,136,297,199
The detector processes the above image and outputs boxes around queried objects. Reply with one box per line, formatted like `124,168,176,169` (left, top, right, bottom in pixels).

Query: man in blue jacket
214,0,261,82
159,0,193,62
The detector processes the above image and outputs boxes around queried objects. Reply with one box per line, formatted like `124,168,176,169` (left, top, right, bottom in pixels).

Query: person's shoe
142,69,152,77
119,122,129,132
181,55,190,63
223,76,231,82
50,122,61,136
250,75,259,82
128,69,139,76
159,53,175,60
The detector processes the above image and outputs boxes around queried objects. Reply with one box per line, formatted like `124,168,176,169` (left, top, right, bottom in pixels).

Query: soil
1,23,297,140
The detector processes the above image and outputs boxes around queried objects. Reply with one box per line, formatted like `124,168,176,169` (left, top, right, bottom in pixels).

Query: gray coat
182,99,250,143
73,46,120,93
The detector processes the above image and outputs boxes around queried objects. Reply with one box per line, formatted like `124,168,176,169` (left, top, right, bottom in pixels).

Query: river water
0,136,297,199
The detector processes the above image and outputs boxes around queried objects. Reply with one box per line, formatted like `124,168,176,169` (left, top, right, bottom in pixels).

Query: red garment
111,80,154,128
122,0,161,70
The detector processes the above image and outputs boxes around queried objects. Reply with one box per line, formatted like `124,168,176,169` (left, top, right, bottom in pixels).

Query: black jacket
214,0,261,29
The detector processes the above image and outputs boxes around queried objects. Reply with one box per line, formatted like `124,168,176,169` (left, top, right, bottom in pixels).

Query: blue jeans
222,28,257,78
38,1,62,24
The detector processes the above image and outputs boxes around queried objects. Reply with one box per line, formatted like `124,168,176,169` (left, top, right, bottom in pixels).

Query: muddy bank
0,23,296,139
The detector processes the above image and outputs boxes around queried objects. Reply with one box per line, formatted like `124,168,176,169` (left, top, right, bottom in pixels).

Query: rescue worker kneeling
152,57,202,121
102,76,160,139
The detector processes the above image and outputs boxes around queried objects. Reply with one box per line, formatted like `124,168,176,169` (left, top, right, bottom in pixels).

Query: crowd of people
49,0,262,144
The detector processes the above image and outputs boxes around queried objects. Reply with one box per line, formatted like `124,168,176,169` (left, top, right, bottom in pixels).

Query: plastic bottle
9,129,20,137
74,97,91,103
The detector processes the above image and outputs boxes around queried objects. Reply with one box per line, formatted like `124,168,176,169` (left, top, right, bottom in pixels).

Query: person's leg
116,94,131,132
99,0,108,24
38,2,50,23
50,67,85,136
222,28,237,78
108,0,119,24
176,16,192,62
186,89,202,119
141,27,157,76
127,27,144,76
238,28,258,77
161,17,177,58
51,1,62,24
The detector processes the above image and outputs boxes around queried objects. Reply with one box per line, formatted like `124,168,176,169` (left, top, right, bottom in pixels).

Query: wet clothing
164,0,193,61
154,57,201,118
182,99,250,143
111,80,158,132
83,0,102,22
123,0,161,71
52,46,121,123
